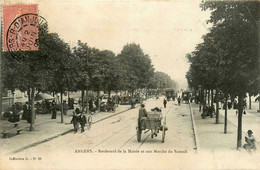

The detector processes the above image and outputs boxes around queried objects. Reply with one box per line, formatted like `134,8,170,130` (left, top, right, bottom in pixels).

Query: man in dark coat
138,104,148,130
178,96,181,105
51,100,57,119
79,114,87,133
71,108,81,133
89,99,93,112
22,103,28,120
63,101,68,115
163,99,167,108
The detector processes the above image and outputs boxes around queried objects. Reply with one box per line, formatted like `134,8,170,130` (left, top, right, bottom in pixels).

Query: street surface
14,98,195,155
2,98,260,169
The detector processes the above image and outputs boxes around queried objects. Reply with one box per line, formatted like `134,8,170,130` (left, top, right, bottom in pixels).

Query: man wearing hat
243,130,256,151
138,104,148,130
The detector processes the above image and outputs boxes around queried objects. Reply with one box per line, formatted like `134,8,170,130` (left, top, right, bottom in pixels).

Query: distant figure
71,108,81,133
190,96,193,103
163,99,167,108
95,98,100,110
178,96,181,105
68,98,74,110
227,99,232,109
233,99,238,109
45,100,51,114
79,113,87,133
63,101,68,115
22,102,28,120
131,98,136,109
51,101,57,119
243,130,256,152
88,98,93,112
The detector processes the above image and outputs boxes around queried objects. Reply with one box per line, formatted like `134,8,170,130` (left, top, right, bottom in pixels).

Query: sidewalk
190,103,260,151
0,104,133,155
218,107,260,148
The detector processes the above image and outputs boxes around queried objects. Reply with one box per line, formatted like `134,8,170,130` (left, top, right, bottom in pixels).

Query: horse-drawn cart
136,109,167,143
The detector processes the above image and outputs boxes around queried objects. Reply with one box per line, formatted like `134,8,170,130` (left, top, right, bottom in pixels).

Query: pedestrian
95,98,98,108
243,130,256,152
79,113,87,133
22,102,28,120
233,99,238,109
227,99,232,109
51,101,57,119
63,101,68,115
163,99,167,108
45,100,51,114
89,98,93,112
26,109,33,123
68,98,74,110
131,98,136,109
71,108,81,133
178,96,181,105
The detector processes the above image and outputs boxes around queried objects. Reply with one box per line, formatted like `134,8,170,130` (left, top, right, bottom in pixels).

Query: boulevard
13,98,195,155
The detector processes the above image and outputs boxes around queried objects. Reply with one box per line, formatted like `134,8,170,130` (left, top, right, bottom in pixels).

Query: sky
3,0,212,89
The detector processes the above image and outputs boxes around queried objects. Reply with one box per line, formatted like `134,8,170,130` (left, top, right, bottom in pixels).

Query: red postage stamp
2,4,47,60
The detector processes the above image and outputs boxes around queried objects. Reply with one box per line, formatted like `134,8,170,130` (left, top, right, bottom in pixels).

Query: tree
2,23,78,128
44,33,76,123
72,41,93,112
117,43,154,95
200,1,260,148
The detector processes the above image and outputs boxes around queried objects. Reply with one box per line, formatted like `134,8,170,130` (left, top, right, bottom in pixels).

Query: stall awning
34,93,55,101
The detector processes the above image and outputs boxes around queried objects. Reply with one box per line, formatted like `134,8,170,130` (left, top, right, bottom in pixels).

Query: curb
189,103,199,152
8,105,141,154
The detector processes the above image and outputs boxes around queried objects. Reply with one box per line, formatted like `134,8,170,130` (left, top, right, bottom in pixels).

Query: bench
2,122,23,138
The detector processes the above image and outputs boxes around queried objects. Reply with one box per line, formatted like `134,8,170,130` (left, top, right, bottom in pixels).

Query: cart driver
138,104,148,129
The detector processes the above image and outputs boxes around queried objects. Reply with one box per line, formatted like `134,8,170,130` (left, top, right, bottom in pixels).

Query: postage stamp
2,4,47,60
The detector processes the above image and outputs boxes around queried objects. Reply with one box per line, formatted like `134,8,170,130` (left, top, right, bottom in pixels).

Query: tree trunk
237,94,244,149
108,90,111,98
68,91,70,102
224,94,228,134
211,89,214,117
81,90,85,113
215,89,219,124
199,88,202,112
97,90,100,112
115,90,118,106
30,87,35,131
202,87,206,115
249,95,251,110
208,90,210,106
28,87,31,109
61,92,64,123
86,88,89,113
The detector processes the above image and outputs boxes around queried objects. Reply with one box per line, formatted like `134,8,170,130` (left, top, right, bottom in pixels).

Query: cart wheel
137,128,142,142
87,115,92,130
162,126,165,143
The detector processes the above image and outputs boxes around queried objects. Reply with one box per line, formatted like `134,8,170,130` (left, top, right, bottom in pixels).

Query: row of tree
1,23,177,131
186,1,259,149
